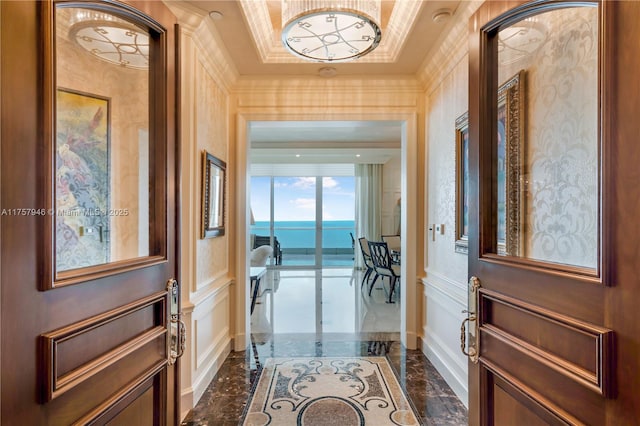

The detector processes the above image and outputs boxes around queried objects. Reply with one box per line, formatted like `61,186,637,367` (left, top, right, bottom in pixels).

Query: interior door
466,1,640,424
1,1,182,424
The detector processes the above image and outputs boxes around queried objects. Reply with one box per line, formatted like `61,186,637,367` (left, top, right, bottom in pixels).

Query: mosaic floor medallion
242,357,420,426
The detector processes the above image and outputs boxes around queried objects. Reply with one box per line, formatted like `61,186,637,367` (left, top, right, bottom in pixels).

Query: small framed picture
201,151,226,238
455,112,469,254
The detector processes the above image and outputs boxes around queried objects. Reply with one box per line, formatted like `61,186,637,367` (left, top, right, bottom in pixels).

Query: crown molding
232,76,422,110
193,19,239,92
163,0,206,33
238,0,422,64
237,0,275,63
163,1,239,91
417,1,483,92
233,76,421,94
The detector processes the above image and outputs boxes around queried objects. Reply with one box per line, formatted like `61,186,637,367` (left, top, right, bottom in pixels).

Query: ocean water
251,220,355,249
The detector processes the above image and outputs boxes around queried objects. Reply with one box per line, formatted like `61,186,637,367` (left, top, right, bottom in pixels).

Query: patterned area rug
242,357,420,426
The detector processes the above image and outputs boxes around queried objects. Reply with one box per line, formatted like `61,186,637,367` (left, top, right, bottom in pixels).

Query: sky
250,176,355,222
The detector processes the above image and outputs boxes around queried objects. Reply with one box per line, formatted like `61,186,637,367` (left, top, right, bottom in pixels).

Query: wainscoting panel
191,285,232,405
421,275,468,406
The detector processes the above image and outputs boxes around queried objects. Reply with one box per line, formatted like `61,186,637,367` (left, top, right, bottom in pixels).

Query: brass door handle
167,278,185,365
176,318,186,360
460,315,478,362
460,276,481,364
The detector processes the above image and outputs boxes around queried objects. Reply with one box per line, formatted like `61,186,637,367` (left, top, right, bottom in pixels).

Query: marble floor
181,268,468,425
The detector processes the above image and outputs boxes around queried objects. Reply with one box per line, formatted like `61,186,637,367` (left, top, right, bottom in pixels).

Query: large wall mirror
491,4,600,273
49,3,167,286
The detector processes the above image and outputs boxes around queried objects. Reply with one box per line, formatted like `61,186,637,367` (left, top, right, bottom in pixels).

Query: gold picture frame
497,70,525,256
201,151,226,238
455,112,469,254
455,70,525,255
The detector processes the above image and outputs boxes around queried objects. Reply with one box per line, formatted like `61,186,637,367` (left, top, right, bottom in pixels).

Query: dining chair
381,235,400,251
381,234,401,264
358,237,379,291
367,240,400,303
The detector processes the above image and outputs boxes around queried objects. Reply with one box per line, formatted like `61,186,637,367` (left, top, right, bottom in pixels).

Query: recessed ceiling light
295,154,301,158
356,154,361,157
432,9,452,23
209,10,224,20
318,67,337,78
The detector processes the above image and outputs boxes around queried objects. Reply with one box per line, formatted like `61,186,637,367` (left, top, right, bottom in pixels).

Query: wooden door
466,1,640,424
1,1,182,424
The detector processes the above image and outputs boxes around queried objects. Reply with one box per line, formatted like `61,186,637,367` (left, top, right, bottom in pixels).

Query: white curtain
354,164,382,269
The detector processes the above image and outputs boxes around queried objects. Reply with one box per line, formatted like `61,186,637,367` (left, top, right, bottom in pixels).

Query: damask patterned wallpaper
195,59,230,286
426,55,469,286
499,6,599,269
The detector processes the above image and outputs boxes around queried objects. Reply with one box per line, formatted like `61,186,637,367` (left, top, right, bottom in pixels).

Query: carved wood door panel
1,1,181,424
467,1,640,424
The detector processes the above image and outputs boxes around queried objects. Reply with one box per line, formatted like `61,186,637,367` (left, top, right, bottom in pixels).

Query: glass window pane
250,176,271,235
496,6,599,269
273,177,316,266
55,7,150,272
321,176,355,266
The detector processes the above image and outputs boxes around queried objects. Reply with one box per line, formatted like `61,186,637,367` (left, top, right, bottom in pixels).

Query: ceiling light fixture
318,66,337,77
69,9,149,70
498,17,548,65
208,10,224,21
281,0,382,63
431,9,452,23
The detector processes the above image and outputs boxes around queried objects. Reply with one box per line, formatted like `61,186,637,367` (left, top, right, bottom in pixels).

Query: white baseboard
420,332,468,407
419,274,469,407
191,338,232,409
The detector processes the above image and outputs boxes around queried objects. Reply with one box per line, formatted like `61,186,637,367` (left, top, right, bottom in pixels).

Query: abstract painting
56,88,110,272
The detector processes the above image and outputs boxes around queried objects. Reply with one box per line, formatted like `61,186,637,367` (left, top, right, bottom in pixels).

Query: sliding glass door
273,176,317,267
250,175,354,268
321,176,355,266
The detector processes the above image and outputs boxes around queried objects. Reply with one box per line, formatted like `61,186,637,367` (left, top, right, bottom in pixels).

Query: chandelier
281,0,382,63
68,9,149,70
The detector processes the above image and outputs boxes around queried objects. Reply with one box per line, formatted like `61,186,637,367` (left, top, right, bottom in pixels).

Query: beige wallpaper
56,7,148,270
499,6,599,269
195,58,229,286
426,54,469,285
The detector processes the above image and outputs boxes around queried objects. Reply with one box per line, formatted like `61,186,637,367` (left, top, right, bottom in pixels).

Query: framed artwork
455,111,470,254
55,88,111,271
454,70,524,255
201,151,226,238
497,70,525,256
